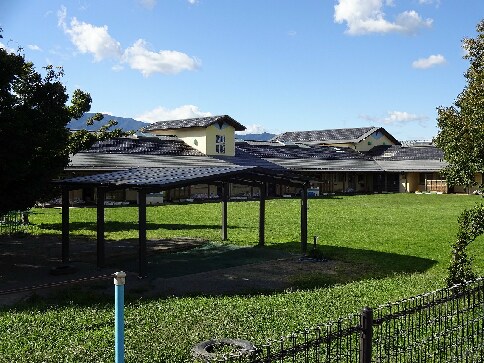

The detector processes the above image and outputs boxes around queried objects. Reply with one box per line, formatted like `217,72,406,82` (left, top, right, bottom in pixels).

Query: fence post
114,271,126,363
360,306,373,363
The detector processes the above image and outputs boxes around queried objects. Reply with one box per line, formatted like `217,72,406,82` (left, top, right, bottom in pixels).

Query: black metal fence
201,278,484,362
0,210,29,235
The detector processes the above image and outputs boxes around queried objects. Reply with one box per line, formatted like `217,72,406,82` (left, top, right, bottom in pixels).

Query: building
271,126,400,152
65,115,473,204
140,115,246,157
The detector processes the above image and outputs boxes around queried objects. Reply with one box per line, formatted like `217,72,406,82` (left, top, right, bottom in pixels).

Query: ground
0,235,342,306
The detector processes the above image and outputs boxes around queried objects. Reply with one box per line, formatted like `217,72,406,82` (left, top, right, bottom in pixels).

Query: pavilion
57,166,310,277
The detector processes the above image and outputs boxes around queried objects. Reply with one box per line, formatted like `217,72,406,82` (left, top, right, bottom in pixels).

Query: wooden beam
229,173,307,188
138,190,147,278
259,183,266,246
96,187,106,268
221,182,228,241
301,184,308,254
61,188,70,263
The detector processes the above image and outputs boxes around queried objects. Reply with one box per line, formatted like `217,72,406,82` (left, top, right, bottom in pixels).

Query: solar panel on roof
83,137,204,156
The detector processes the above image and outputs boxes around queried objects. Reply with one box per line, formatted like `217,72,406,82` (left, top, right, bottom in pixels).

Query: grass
2,193,484,362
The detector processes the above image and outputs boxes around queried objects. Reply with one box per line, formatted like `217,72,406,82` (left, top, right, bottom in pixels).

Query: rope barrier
0,273,115,296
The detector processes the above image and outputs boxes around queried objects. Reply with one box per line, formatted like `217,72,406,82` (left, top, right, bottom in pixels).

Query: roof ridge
140,115,246,132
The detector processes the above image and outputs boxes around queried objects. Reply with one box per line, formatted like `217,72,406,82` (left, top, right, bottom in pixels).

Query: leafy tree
434,19,484,189
447,204,484,286
434,19,484,285
0,36,129,215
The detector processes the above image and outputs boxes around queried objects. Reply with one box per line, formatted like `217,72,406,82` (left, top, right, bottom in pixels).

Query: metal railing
204,278,484,362
0,210,30,235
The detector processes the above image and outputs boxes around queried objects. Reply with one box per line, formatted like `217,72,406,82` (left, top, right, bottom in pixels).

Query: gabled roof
271,126,400,145
140,115,246,132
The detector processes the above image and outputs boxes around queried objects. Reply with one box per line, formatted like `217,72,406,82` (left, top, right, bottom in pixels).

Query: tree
434,19,484,189
447,204,484,286
0,37,129,215
434,19,484,285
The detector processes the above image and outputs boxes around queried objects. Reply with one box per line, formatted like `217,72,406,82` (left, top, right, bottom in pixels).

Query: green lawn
2,194,484,362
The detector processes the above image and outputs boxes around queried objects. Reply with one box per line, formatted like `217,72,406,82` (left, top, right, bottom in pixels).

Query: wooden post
96,187,106,268
221,182,228,241
259,183,266,246
61,187,70,263
301,184,308,254
138,189,147,278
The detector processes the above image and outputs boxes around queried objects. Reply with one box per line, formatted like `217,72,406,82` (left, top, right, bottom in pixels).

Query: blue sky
1,1,483,140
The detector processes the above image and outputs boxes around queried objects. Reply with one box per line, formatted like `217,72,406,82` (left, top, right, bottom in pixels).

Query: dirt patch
0,235,341,305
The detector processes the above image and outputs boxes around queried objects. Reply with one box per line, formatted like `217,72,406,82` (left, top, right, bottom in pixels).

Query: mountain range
68,113,147,132
68,113,276,141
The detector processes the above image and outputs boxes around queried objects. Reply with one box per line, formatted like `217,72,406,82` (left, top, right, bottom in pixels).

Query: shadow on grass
1,241,437,310
143,243,290,278
109,241,436,292
271,241,437,289
36,221,230,233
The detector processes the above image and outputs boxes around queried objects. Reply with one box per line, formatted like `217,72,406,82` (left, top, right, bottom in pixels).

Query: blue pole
114,271,126,363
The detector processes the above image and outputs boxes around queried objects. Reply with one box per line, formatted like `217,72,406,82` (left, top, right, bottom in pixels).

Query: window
215,135,225,154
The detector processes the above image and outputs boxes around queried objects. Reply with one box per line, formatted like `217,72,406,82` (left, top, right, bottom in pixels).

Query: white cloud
27,44,42,51
0,42,16,53
418,0,440,5
334,0,432,35
57,6,199,76
360,111,429,125
412,54,446,69
139,0,157,9
236,124,268,135
58,6,121,61
188,0,199,4
123,39,200,76
112,64,124,72
135,105,212,123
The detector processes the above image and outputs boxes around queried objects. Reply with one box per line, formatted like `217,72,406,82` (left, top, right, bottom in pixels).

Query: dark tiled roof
369,145,446,172
140,115,246,132
68,136,230,171
375,159,446,172
211,148,286,170
67,154,231,171
271,127,377,143
271,126,401,146
60,166,309,189
400,140,433,147
236,141,373,160
367,145,444,161
83,137,204,156
234,141,382,172
67,137,446,174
